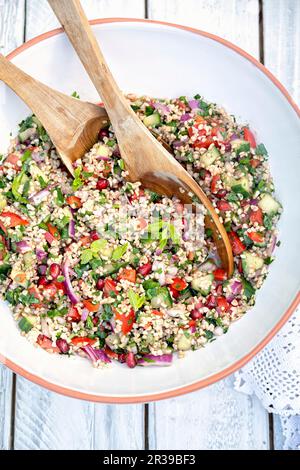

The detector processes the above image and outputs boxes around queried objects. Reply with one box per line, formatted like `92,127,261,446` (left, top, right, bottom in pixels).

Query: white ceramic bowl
0,19,299,403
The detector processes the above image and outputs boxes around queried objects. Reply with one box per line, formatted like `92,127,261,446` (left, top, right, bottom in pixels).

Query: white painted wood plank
0,0,25,54
263,0,300,105
148,0,260,57
25,0,145,40
14,376,145,450
263,0,300,449
0,365,13,450
147,0,270,450
12,0,145,451
0,0,26,451
149,376,269,449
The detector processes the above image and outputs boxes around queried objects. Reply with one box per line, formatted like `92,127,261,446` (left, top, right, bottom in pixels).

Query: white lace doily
235,307,300,450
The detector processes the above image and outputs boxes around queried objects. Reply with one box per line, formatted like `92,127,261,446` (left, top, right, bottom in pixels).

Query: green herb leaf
90,239,107,253
81,249,93,265
128,289,145,311
241,277,256,300
111,242,128,260
72,166,84,190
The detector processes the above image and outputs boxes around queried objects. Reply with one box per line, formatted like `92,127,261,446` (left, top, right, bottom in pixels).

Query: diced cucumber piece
177,334,191,351
201,145,220,168
0,194,7,210
18,316,33,333
147,286,173,308
242,251,264,276
191,273,213,296
143,113,161,128
19,127,37,143
231,175,252,198
258,194,281,215
29,162,48,183
231,139,248,148
32,116,43,129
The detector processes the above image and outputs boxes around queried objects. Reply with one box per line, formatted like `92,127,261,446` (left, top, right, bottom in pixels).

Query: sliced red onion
249,199,259,206
190,325,196,333
31,152,44,163
173,137,188,148
137,354,173,366
36,248,47,262
267,235,277,256
82,345,111,364
153,102,170,114
96,155,111,161
200,259,216,272
29,187,51,205
68,219,75,239
188,99,199,109
38,265,47,275
230,133,240,141
81,309,89,322
182,231,190,241
62,258,80,304
15,240,31,254
180,113,192,122
56,338,70,354
226,280,243,302
45,232,55,245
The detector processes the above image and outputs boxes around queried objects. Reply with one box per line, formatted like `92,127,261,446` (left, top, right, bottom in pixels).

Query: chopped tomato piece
250,207,263,225
67,306,81,322
43,283,58,299
37,334,60,353
82,299,100,312
217,296,230,313
5,153,20,170
194,115,206,124
117,268,136,283
194,136,215,149
53,281,66,294
28,286,43,308
169,285,180,299
213,269,227,281
228,231,246,255
115,308,135,335
247,231,264,244
66,195,82,208
46,223,60,240
104,346,119,360
103,278,118,298
0,211,29,227
136,217,148,230
250,158,261,168
243,128,256,148
170,277,187,291
188,320,197,328
211,175,220,194
216,200,231,211
152,310,164,317
79,235,91,247
71,336,96,346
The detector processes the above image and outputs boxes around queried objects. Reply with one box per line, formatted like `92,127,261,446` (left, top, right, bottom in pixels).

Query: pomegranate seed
90,230,100,241
96,278,105,290
191,309,203,320
137,262,152,276
224,142,232,152
49,263,60,279
98,128,109,140
216,284,223,295
92,317,99,326
96,178,108,190
38,276,48,286
216,189,228,199
56,338,70,354
126,352,137,368
206,294,217,308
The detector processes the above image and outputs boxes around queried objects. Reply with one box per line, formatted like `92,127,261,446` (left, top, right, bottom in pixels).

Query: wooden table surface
0,0,299,451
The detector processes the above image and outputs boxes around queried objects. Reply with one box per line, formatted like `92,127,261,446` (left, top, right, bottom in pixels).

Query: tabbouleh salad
0,93,282,368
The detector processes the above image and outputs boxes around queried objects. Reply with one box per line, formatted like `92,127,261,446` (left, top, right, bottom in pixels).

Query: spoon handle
48,0,130,117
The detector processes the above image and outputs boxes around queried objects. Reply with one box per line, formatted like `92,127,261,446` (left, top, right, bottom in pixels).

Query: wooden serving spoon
49,0,234,276
0,53,109,175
